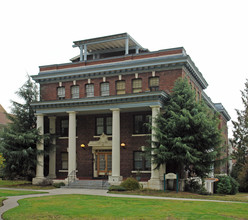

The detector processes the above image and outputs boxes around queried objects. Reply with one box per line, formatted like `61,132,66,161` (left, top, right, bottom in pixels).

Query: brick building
31,33,230,189
0,105,10,132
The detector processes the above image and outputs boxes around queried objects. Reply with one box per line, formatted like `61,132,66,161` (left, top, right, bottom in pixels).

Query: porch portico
32,91,168,189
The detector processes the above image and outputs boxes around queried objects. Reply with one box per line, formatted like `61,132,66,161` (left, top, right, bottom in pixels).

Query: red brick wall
40,69,183,101
54,112,151,179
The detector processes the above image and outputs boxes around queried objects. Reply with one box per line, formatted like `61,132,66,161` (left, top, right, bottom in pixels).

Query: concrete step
64,180,110,190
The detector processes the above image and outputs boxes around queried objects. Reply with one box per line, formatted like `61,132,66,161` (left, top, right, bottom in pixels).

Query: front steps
64,180,111,190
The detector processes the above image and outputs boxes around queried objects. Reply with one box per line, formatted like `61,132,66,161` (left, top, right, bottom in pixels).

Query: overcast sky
0,0,247,136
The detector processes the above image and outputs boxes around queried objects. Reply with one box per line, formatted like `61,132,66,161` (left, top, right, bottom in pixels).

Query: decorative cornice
32,91,168,114
32,53,208,90
202,91,231,121
214,103,231,121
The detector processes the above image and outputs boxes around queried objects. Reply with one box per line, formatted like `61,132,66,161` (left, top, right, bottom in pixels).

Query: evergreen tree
0,76,50,179
231,79,248,180
147,78,222,179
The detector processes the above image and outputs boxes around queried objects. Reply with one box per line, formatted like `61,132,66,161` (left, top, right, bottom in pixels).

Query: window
134,151,151,171
57,87,65,99
133,114,151,134
61,152,68,170
101,82,109,96
96,116,112,135
86,84,94,97
132,79,142,93
149,77,159,91
71,85,79,99
116,80,125,95
61,119,69,136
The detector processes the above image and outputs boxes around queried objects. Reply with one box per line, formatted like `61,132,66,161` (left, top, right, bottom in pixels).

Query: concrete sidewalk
0,187,245,220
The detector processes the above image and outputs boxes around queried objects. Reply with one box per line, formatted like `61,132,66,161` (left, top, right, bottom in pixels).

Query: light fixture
81,144,86,149
121,142,126,148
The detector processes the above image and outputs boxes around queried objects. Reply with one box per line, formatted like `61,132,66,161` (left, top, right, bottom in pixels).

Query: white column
48,116,56,179
148,105,163,189
136,46,139,54
125,37,129,55
80,45,83,61
84,44,87,61
67,111,77,180
109,108,122,184
32,114,45,184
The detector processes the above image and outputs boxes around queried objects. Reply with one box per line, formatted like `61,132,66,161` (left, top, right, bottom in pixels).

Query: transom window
133,114,151,134
132,79,142,93
96,116,112,135
134,151,151,171
71,85,79,99
149,77,159,91
101,82,109,96
86,84,94,97
57,87,65,99
116,80,126,95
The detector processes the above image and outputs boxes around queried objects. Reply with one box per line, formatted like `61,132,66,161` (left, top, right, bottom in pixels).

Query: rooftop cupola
72,33,146,61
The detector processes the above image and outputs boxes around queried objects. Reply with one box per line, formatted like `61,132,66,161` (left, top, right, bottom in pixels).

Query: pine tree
0,76,50,179
147,77,222,179
231,79,248,180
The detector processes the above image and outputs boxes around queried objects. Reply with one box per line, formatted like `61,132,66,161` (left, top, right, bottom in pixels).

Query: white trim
58,136,78,139
132,134,149,137
59,170,78,173
93,135,112,138
131,170,151,174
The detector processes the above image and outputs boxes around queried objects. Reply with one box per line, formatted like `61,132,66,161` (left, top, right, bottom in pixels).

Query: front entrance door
97,152,112,176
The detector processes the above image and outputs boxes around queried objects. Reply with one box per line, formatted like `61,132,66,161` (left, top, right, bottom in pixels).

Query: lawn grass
0,189,47,197
0,189,47,208
0,180,30,187
110,189,248,203
3,194,248,220
0,180,55,190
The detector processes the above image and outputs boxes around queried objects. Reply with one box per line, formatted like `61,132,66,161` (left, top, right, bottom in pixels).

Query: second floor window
116,80,125,95
71,85,79,99
61,119,69,137
101,82,109,96
132,79,142,93
149,77,159,91
57,87,65,99
133,114,151,134
86,84,94,97
96,116,112,135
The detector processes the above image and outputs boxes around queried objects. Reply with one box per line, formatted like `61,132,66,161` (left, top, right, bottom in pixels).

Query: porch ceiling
73,33,144,53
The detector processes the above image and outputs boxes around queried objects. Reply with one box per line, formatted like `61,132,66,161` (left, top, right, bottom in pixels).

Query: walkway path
0,187,245,220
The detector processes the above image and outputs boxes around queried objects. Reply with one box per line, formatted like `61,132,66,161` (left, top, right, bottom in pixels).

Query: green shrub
108,185,126,191
185,179,201,193
53,182,65,188
215,175,239,195
120,177,140,191
198,186,211,195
